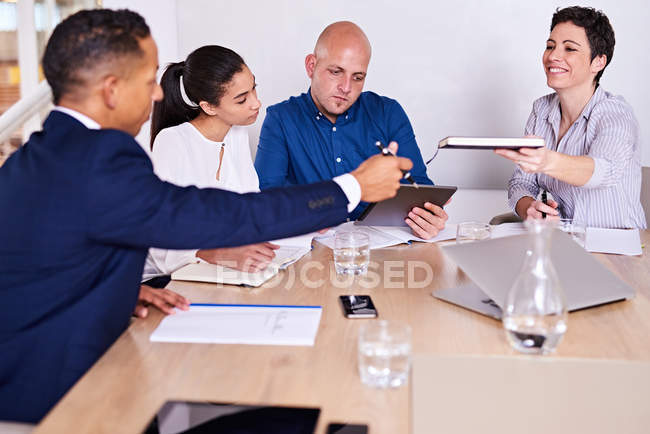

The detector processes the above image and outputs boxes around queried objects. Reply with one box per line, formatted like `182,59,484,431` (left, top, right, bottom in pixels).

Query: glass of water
456,221,491,244
558,218,586,248
358,320,411,388
333,230,370,274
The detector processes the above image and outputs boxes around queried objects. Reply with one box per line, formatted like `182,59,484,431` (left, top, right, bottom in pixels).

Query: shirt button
345,115,349,120
336,157,342,163
332,127,337,132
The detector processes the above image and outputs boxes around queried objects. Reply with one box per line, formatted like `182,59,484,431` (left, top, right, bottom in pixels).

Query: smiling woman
495,6,646,229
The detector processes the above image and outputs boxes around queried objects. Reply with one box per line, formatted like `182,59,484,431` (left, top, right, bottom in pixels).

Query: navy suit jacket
0,111,349,423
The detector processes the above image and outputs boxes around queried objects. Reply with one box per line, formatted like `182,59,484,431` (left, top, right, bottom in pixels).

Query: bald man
255,21,448,239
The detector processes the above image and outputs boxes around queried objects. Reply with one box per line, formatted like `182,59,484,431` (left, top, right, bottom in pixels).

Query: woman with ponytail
141,45,279,286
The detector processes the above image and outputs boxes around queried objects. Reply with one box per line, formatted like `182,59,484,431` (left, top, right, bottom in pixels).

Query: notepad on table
438,136,544,150
150,304,322,346
585,227,642,256
171,245,311,287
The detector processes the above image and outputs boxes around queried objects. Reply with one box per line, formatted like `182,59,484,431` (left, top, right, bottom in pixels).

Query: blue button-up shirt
255,90,433,219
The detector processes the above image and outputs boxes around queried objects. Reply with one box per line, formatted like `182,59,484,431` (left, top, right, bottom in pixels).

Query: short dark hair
551,6,615,85
42,9,150,104
149,46,245,149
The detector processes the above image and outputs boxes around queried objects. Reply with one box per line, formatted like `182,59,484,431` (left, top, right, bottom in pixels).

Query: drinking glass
358,321,411,388
456,221,491,244
333,230,370,274
558,218,586,248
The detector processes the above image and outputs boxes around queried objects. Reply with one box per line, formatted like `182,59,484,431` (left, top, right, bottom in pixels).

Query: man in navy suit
0,9,412,423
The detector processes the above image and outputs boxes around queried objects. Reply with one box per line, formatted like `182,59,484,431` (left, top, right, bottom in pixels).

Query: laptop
434,230,635,319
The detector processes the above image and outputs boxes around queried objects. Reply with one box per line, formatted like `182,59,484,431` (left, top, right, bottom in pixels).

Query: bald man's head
313,21,372,60
305,21,371,123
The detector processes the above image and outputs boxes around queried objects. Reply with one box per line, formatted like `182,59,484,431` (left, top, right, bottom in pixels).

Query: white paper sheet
273,246,311,269
150,304,322,346
490,222,527,239
586,227,643,256
372,224,458,244
315,222,458,249
315,225,402,249
271,232,318,250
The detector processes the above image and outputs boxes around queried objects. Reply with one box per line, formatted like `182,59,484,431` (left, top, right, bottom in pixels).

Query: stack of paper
150,304,323,346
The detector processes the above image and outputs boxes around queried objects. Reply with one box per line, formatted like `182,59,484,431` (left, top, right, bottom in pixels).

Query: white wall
116,0,650,188
103,0,179,152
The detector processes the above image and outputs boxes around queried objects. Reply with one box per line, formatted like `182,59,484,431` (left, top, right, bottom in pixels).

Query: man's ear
305,54,316,78
101,75,120,109
591,54,607,74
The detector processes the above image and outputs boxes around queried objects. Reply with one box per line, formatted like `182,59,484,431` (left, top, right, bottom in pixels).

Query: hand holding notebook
438,136,544,150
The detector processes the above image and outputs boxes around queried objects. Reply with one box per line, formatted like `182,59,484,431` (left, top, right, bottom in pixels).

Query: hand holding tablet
356,185,457,228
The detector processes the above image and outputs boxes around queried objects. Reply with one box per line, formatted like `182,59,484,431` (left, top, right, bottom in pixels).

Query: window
0,0,99,166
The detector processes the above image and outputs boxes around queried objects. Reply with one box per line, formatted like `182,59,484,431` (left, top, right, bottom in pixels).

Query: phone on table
339,295,377,318
327,422,369,434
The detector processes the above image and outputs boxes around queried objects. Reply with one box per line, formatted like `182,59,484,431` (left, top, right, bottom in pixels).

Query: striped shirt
508,86,646,229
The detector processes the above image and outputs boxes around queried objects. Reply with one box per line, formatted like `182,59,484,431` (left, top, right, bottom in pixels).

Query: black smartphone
327,423,369,434
339,295,377,318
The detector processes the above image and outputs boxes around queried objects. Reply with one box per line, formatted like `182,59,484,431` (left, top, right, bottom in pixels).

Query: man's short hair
551,6,615,85
42,9,150,104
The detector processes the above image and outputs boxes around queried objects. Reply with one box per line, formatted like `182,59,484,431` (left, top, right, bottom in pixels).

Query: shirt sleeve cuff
508,189,535,214
583,156,606,189
333,173,361,213
168,249,200,271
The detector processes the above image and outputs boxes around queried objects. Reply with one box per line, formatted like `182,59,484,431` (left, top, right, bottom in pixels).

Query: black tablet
149,401,321,434
356,185,457,227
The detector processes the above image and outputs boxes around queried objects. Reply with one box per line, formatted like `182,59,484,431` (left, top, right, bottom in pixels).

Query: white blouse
142,122,259,281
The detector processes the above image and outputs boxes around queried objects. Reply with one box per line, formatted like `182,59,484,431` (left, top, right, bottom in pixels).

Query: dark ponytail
150,45,246,149
149,61,197,148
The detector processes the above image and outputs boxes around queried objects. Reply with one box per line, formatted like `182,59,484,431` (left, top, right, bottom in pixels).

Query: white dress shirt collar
54,106,101,130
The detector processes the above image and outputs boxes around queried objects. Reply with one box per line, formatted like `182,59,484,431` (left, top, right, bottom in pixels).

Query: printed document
150,304,322,346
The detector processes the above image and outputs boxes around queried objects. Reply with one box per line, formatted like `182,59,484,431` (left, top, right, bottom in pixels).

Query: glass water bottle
502,219,568,355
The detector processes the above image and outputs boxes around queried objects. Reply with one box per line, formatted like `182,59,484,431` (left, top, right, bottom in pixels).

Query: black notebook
438,136,544,150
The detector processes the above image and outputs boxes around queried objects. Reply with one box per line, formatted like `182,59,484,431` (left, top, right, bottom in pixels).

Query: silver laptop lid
440,230,635,312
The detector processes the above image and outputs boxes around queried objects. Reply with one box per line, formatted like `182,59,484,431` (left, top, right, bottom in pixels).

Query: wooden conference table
35,232,650,434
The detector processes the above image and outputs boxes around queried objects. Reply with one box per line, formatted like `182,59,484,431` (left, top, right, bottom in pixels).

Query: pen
541,190,548,219
375,141,419,188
